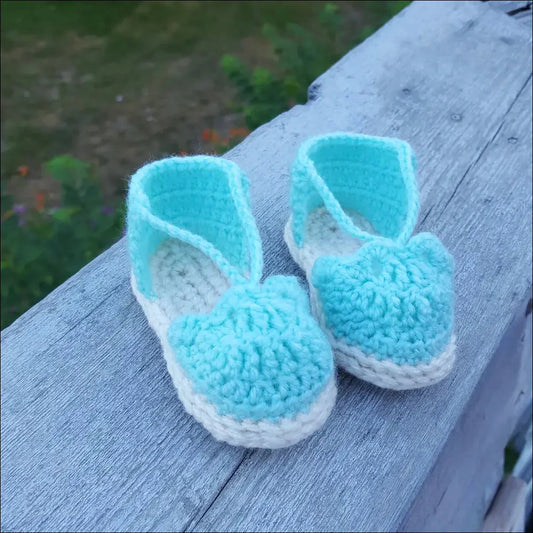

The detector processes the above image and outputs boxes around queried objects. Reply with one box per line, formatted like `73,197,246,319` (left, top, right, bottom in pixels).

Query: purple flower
17,217,26,227
13,204,27,215
101,205,114,216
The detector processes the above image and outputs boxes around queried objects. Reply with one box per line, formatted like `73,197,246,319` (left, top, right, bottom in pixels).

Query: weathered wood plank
0,240,248,531
515,443,533,523
487,0,531,13
482,477,528,532
1,1,531,532
0,239,129,363
487,0,532,26
401,235,532,531
192,2,532,531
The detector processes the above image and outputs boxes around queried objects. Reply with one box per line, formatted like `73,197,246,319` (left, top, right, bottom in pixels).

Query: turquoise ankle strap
290,133,420,247
127,156,263,297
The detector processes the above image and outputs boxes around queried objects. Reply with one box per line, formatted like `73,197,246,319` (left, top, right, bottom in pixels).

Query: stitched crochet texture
128,156,263,296
169,276,333,421
127,156,335,433
313,234,454,365
287,133,455,369
291,133,419,248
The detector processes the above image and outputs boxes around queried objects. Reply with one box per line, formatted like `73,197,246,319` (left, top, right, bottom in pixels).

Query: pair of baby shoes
127,132,455,449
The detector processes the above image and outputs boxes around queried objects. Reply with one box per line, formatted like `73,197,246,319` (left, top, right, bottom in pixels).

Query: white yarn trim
284,213,456,390
131,239,336,448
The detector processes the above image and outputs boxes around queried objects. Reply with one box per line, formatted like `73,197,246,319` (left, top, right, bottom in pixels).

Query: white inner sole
284,207,456,391
132,239,337,448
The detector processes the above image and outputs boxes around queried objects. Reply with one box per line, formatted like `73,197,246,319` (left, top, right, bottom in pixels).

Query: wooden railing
2,2,531,531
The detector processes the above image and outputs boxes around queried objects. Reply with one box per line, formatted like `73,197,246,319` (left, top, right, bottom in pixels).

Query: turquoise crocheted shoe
127,155,336,448
284,133,456,390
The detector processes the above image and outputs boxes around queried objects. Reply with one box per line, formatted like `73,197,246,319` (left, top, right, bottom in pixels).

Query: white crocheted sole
284,209,456,390
131,239,337,448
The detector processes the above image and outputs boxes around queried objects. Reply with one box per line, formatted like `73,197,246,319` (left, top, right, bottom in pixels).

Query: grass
1,1,408,328
1,1,404,206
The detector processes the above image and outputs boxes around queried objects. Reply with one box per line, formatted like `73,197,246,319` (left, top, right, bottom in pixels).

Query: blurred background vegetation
1,0,408,329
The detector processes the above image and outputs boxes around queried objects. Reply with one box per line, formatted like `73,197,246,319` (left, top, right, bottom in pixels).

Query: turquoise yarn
127,156,263,298
290,132,454,365
291,133,419,248
127,155,334,422
168,276,333,422
312,233,455,364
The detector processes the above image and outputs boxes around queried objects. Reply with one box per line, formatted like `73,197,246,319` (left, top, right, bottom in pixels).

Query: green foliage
221,3,345,130
504,444,520,475
1,1,140,44
1,156,124,329
221,2,410,130
1,1,411,329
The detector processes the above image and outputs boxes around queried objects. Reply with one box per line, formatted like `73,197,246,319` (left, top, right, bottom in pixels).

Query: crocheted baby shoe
284,133,456,390
127,155,336,448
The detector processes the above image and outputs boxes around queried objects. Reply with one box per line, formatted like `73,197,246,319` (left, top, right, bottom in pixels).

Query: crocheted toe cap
312,233,455,365
167,276,334,422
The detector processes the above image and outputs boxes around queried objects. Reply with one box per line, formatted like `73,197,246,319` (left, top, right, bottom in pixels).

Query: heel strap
290,133,420,247
128,156,263,297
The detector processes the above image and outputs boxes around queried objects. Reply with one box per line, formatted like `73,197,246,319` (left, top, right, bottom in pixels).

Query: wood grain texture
0,238,248,532
487,0,532,25
1,1,531,532
400,259,532,531
487,0,531,12
192,2,533,531
482,477,528,532
513,422,533,521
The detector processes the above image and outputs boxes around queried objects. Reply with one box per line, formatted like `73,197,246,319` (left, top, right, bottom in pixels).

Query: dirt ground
0,1,393,207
